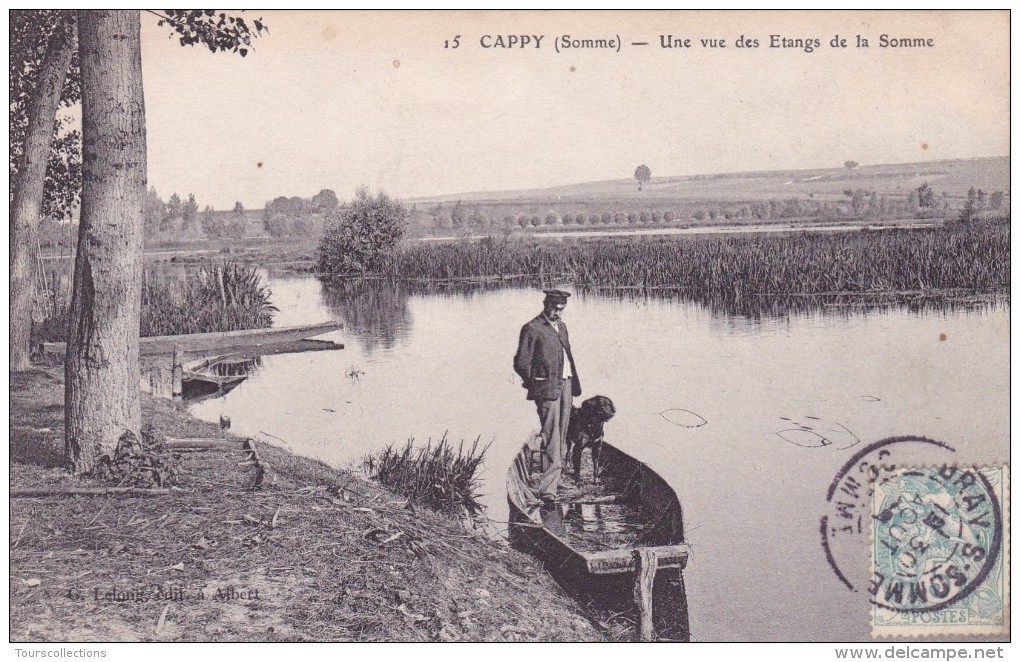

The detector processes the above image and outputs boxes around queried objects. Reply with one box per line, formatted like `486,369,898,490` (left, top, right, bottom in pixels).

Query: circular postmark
821,436,956,592
869,465,1002,613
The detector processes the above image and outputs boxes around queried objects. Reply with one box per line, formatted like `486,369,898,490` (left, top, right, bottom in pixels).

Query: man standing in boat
513,289,582,503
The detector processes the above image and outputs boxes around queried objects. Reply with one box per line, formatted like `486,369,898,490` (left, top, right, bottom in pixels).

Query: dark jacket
513,314,582,401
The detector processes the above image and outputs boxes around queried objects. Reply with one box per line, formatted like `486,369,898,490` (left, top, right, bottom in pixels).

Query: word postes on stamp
870,464,1009,637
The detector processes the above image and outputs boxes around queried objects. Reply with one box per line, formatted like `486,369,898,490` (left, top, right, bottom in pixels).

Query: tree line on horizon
412,182,1009,234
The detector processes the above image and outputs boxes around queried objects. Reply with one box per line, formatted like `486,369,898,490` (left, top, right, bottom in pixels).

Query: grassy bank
10,367,599,642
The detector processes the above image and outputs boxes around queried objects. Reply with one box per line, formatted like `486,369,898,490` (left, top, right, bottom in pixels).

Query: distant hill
409,156,1009,206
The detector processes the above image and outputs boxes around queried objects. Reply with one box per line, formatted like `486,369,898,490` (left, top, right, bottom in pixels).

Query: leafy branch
145,9,267,57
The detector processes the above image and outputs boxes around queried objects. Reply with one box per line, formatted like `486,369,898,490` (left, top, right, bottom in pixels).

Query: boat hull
507,441,690,641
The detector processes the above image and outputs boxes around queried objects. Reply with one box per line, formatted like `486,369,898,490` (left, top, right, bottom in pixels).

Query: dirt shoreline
9,365,600,642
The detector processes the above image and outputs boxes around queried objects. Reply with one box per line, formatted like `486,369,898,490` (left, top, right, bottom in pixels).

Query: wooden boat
181,354,260,399
507,439,691,641
139,334,345,402
42,321,343,358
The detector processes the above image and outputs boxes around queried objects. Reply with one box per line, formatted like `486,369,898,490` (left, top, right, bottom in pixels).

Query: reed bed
365,435,490,516
33,261,278,343
379,224,1009,300
141,261,277,337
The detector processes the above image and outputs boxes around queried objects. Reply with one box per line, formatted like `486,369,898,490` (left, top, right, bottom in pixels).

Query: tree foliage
634,164,651,191
182,192,199,228
166,192,183,218
225,217,246,239
916,183,937,209
263,212,291,237
10,10,81,220
11,10,268,223
311,188,339,212
143,186,165,234
201,205,226,238
450,200,466,227
317,188,408,274
148,10,267,57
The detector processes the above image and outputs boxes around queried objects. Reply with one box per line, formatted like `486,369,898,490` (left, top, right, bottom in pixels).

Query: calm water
184,272,1008,642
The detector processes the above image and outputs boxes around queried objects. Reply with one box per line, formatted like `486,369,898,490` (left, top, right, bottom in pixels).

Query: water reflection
142,355,263,401
323,275,1008,343
319,278,413,353
579,285,1009,323
318,276,1010,359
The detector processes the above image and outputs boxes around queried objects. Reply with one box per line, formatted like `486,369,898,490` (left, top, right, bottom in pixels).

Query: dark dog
565,395,616,481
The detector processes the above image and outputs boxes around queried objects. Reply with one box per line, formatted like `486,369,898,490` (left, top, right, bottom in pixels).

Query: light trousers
534,379,573,499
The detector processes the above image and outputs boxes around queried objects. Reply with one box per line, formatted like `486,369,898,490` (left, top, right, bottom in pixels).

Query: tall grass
141,261,278,336
33,261,278,343
377,223,1009,299
364,435,489,516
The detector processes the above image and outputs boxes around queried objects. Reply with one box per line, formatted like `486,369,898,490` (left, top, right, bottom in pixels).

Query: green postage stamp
870,465,1009,637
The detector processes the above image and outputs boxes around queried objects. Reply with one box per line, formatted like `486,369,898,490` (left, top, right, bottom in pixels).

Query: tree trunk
65,10,146,474
9,17,75,372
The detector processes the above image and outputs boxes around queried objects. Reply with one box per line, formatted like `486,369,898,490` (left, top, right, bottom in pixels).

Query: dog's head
581,395,616,423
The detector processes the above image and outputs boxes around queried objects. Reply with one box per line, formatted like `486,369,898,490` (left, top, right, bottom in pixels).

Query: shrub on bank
317,188,408,274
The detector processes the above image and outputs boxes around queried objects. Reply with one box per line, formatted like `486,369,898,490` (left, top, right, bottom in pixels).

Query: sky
137,10,1010,209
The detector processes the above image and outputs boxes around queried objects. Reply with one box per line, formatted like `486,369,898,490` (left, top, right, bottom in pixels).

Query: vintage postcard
8,9,1010,649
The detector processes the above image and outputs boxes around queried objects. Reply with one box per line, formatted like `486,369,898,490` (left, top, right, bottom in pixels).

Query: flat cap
542,289,572,302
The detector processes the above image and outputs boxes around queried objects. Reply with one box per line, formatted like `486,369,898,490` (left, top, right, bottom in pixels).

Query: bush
224,217,246,239
263,212,291,238
317,188,408,274
201,212,226,239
